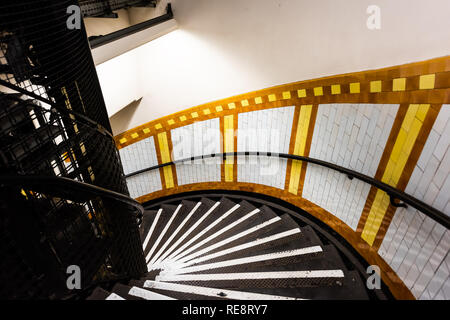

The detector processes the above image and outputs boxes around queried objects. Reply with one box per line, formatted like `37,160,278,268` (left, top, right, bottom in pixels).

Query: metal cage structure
0,0,146,299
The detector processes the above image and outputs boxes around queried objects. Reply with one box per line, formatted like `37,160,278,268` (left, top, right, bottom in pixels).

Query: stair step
155,270,345,289
160,245,323,276
192,198,247,245
155,198,222,264
178,199,256,256
236,224,320,258
173,205,280,265
147,200,199,265
194,204,277,252
129,280,223,300
176,229,301,270
139,210,158,242
152,198,218,265
140,280,302,300
186,214,303,266
142,209,162,254
86,287,125,300
161,197,240,264
240,271,369,300
111,283,175,300
135,195,372,300
174,245,346,276
144,204,178,261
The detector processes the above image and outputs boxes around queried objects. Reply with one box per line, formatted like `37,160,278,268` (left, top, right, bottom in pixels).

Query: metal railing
0,0,147,299
124,151,450,230
89,3,174,49
0,174,144,222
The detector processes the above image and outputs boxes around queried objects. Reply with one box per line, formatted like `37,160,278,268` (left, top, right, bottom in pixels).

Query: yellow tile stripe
361,104,430,245
419,74,435,89
157,132,174,189
224,115,234,182
116,69,442,147
288,105,313,195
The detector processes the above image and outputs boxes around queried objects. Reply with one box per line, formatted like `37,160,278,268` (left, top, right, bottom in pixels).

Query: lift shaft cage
0,0,146,299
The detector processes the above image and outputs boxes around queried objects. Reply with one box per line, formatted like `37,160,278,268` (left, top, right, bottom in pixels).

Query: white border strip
164,228,302,270
148,202,202,265
165,203,241,262
142,208,162,252
128,286,176,300
161,246,323,276
153,201,221,266
106,293,125,300
145,204,182,263
156,270,345,282
176,215,280,264
143,280,303,300
172,208,262,263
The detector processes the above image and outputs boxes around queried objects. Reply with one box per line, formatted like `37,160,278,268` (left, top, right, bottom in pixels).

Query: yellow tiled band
157,132,174,189
224,115,234,182
116,68,439,147
361,104,430,245
288,105,313,195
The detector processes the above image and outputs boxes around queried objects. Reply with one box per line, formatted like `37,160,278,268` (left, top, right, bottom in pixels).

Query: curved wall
115,57,450,299
100,0,450,128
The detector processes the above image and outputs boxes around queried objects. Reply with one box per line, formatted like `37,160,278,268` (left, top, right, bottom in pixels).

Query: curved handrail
0,80,113,139
0,174,144,222
124,151,450,229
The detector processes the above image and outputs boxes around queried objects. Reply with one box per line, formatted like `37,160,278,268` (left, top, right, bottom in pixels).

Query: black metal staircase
86,194,391,300
0,0,146,299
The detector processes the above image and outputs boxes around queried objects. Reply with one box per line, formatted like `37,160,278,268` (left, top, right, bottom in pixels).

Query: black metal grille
0,0,146,299
79,0,157,17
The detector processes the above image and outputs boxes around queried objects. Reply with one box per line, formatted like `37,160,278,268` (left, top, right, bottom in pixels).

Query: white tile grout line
143,280,304,300
151,201,221,269
162,203,241,263
160,246,323,276
142,208,162,252
164,228,302,271
156,270,345,282
128,286,176,300
148,202,203,265
175,215,280,265
145,204,182,263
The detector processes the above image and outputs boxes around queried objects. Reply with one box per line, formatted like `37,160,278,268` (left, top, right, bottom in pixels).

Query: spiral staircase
2,1,449,302
87,195,386,300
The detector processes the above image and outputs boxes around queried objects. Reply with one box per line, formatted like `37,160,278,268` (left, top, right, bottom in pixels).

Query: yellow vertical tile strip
157,132,174,189
288,105,313,194
224,115,234,182
361,104,430,245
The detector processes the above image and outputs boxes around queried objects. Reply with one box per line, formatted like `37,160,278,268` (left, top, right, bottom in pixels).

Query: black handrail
0,79,113,139
124,151,450,229
0,174,144,223
89,4,174,49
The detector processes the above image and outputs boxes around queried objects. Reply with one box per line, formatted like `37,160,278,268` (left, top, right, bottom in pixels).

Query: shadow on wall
109,98,143,136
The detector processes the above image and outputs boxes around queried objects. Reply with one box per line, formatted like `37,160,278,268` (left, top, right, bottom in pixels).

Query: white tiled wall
237,106,295,189
119,136,162,198
126,172,162,199
302,104,399,230
379,105,450,300
171,118,222,185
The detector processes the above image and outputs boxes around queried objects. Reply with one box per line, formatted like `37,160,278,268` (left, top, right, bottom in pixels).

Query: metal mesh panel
79,0,157,17
0,0,146,299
